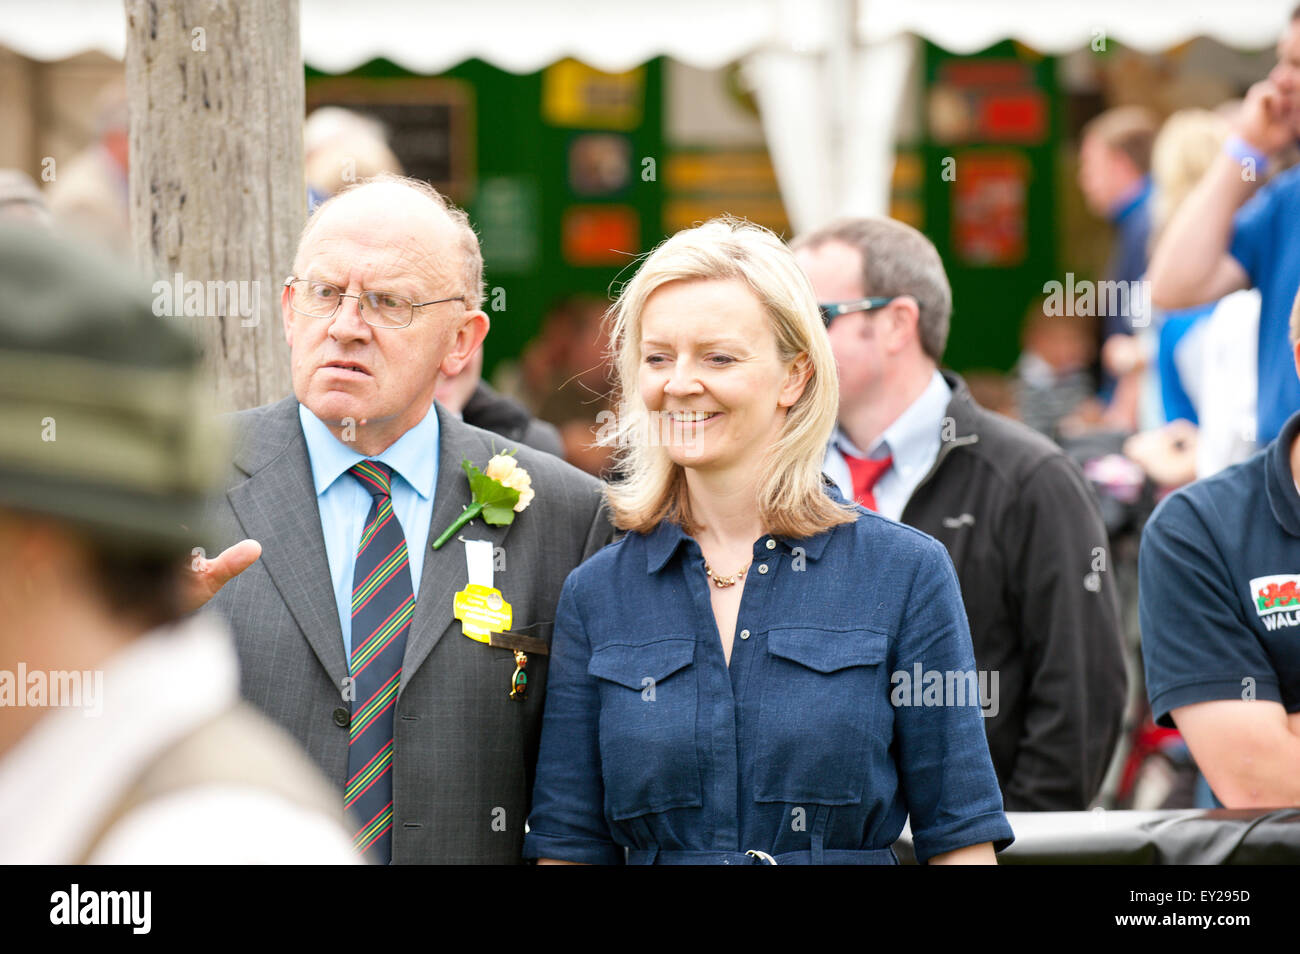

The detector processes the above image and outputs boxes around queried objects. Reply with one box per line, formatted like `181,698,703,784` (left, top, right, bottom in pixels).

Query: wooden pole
125,0,303,411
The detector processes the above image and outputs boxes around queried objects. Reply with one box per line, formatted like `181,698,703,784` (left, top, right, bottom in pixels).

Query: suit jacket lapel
401,404,516,693
227,397,349,690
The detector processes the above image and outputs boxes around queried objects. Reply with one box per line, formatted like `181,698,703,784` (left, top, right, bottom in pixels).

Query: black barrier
894,808,1300,863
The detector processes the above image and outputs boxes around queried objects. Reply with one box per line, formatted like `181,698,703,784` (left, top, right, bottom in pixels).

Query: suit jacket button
332,706,351,728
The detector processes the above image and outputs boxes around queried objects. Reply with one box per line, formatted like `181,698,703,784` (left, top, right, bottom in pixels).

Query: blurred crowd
7,92,1252,497
1,59,1284,506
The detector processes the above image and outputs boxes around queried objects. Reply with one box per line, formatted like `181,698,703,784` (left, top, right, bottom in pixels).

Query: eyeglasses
284,276,464,329
819,297,896,328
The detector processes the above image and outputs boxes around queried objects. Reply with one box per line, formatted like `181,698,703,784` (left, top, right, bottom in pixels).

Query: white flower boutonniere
432,451,534,549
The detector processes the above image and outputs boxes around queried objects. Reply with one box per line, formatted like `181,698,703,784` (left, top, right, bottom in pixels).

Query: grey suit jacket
201,396,614,863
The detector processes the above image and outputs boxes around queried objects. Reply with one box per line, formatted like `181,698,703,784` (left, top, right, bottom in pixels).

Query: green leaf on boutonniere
431,455,529,549
464,459,521,525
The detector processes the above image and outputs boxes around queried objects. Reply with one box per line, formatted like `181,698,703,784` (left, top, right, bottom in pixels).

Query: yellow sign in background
542,59,644,130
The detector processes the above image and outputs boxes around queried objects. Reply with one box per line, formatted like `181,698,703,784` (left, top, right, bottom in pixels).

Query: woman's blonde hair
1150,109,1229,247
602,216,857,538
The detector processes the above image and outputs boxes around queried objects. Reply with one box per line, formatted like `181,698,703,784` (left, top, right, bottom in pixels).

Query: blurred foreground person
794,217,1126,811
0,225,355,863
525,218,1012,865
0,170,54,227
1140,290,1300,807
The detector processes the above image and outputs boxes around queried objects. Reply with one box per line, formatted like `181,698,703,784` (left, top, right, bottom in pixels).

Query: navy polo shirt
1140,409,1300,727
522,490,1013,865
1229,164,1300,445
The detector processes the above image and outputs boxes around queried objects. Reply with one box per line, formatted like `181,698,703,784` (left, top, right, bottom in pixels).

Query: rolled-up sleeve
522,575,624,864
893,540,1015,863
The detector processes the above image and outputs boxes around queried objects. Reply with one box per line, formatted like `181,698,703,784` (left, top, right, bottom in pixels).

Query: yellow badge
453,584,513,642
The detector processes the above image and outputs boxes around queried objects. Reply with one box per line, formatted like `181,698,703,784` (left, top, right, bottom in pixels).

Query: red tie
843,453,893,510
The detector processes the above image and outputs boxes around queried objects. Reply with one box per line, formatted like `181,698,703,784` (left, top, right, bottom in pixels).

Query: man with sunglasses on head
188,174,614,864
793,217,1126,812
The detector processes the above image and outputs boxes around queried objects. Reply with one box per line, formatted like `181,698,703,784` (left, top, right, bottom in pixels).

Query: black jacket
899,371,1127,811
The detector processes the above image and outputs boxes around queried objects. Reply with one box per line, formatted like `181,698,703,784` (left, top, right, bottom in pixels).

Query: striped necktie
345,460,414,863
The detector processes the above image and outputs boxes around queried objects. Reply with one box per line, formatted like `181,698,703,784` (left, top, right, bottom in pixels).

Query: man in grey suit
190,175,613,863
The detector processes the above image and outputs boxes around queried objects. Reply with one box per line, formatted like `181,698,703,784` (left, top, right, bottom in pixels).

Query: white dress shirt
823,370,953,522
1196,288,1260,478
0,614,358,864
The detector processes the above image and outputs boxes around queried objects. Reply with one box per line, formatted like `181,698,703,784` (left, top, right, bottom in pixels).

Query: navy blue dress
523,499,1015,865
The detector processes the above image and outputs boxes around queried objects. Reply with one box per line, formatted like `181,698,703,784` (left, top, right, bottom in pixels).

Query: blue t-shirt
1139,410,1300,728
1157,301,1214,425
522,490,1014,865
1229,165,1300,445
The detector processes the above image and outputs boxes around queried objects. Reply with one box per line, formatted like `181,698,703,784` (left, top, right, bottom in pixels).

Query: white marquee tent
2,0,1293,231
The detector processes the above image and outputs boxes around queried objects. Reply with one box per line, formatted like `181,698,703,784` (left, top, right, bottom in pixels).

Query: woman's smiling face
637,278,807,476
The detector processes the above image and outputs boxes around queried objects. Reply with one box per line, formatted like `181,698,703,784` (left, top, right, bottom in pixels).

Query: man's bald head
282,173,491,456
295,174,484,311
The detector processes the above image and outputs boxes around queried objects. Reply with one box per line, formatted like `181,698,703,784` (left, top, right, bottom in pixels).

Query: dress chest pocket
587,637,702,820
755,626,891,805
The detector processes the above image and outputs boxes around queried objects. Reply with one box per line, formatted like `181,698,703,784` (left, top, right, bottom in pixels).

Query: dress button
332,706,351,728
757,563,769,574
765,538,776,550
740,629,751,639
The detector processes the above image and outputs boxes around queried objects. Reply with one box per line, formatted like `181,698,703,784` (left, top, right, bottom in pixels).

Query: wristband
1224,135,1270,177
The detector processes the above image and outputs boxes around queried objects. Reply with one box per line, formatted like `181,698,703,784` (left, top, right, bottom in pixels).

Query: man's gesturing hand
187,539,262,611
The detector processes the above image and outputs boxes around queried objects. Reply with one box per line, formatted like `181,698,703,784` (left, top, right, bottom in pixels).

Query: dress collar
298,400,438,500
642,499,838,574
1266,409,1300,538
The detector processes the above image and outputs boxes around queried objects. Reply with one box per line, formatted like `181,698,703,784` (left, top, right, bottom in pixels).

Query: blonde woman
1149,108,1231,247
523,218,1012,865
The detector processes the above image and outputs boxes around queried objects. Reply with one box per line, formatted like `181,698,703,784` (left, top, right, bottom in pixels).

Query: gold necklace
703,559,751,588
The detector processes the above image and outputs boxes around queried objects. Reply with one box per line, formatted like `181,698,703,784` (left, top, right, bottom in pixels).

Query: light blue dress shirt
298,402,440,657
823,370,951,521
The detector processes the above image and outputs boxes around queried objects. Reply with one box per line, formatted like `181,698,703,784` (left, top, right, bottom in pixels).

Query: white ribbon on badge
463,538,495,590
